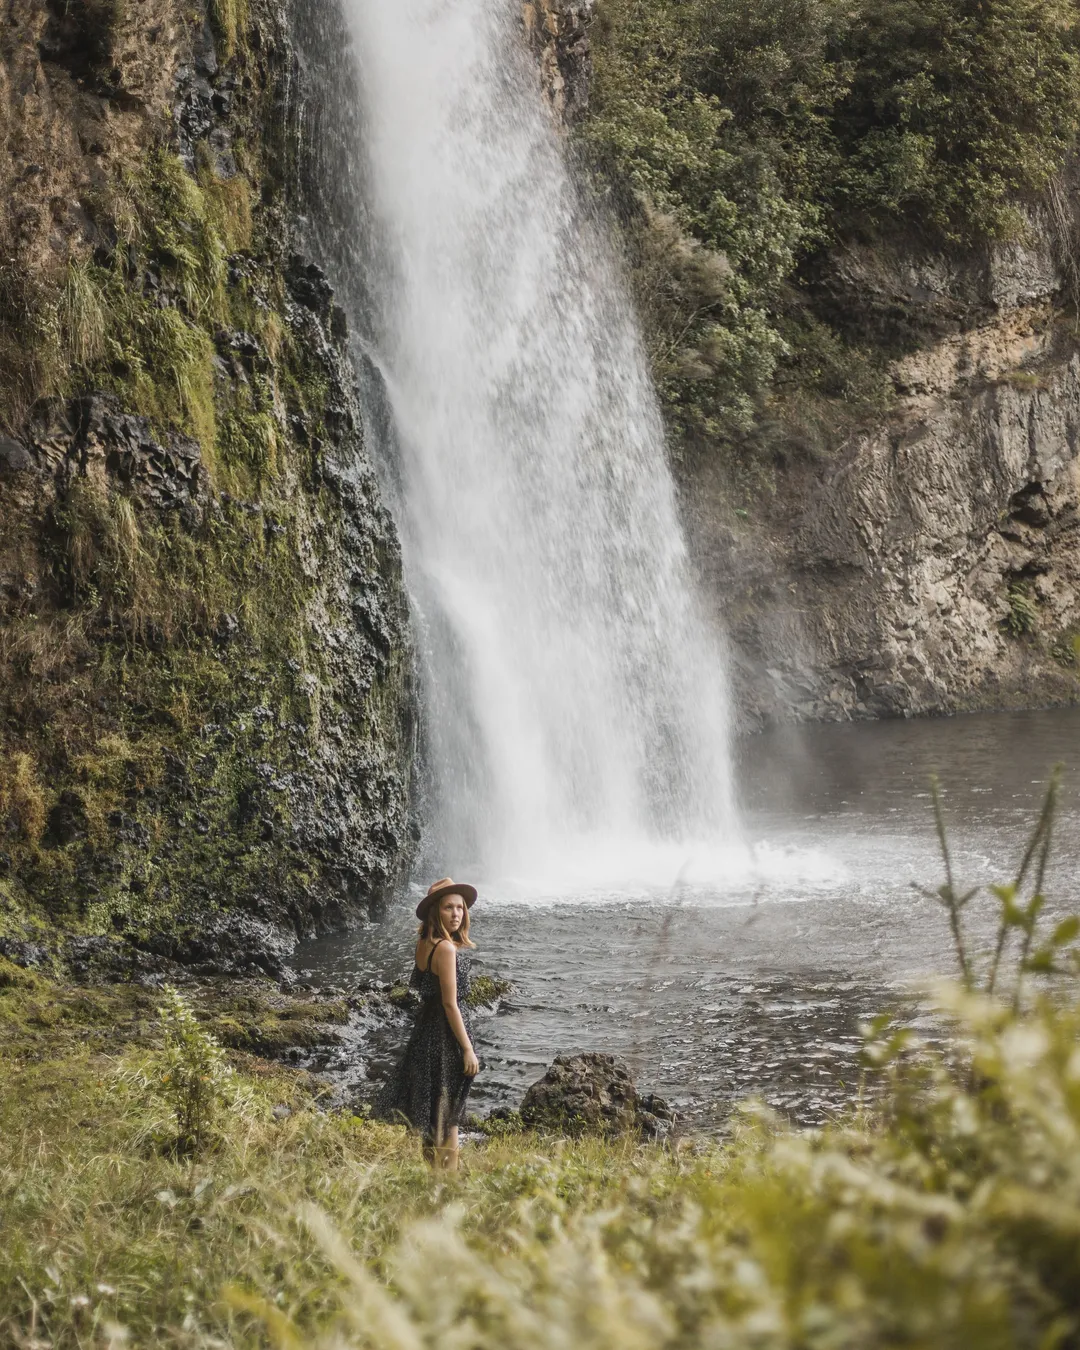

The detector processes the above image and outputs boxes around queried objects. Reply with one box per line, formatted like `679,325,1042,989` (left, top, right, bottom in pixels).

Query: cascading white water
342,0,737,885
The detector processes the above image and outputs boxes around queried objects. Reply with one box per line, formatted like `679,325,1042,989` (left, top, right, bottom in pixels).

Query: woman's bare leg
434,1125,459,1171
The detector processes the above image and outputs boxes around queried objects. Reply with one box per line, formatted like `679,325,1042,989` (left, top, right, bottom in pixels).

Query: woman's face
439,893,465,934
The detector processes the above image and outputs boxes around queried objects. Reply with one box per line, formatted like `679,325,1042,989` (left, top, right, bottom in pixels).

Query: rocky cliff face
542,6,1080,727
0,0,415,972
524,0,595,126
690,235,1080,726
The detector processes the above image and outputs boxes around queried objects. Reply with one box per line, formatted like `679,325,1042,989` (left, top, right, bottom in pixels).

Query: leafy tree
832,0,1080,241
585,0,1080,463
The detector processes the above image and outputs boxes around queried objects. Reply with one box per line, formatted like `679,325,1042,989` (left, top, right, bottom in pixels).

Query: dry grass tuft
60,259,108,369
209,0,250,60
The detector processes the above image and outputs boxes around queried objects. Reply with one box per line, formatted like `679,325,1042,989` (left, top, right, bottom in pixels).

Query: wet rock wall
0,0,416,971
524,0,595,127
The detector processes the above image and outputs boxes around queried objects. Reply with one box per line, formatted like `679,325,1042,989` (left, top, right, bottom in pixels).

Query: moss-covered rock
0,0,415,966
466,974,513,1009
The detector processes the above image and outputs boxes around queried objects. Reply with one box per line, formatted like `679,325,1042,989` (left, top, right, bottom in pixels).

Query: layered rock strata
691,250,1080,724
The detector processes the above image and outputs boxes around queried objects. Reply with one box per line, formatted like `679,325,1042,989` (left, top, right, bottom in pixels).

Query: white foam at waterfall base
343,0,742,880
463,835,848,907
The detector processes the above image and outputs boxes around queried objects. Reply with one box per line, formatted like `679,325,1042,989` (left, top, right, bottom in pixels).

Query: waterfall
331,0,737,886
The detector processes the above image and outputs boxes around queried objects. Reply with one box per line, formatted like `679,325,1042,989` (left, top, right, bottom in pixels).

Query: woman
377,877,481,1169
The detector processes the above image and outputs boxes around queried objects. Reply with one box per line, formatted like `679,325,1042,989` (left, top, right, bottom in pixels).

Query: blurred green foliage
3,972,1080,1347
584,0,1080,463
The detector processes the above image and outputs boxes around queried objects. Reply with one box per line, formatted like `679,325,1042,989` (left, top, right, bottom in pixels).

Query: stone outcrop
17,395,211,520
523,0,595,126
520,1052,675,1137
688,231,1080,724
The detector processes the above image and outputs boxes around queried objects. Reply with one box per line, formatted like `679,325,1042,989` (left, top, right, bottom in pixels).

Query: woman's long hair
418,898,476,948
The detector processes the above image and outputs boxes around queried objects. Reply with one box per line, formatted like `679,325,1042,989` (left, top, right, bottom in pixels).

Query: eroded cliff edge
550,0,1080,726
0,0,415,973
692,245,1080,724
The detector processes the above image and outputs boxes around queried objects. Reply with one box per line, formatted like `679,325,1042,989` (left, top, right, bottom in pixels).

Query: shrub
831,0,1080,242
1003,583,1039,637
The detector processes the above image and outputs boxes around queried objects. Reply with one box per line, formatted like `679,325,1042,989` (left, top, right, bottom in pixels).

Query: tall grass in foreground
2,778,1079,1348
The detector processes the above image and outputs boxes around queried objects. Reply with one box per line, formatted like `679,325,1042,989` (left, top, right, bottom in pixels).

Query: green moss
218,400,281,486
0,750,48,848
466,974,513,1008
200,162,255,253
210,1004,344,1057
0,957,36,991
0,969,353,1064
4,458,355,934
1,146,242,443
0,0,411,948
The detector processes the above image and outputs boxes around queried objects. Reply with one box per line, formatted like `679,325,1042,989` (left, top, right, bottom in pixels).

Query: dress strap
425,938,444,972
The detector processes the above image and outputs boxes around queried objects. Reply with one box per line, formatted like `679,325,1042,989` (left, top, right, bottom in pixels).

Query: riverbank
3,949,1079,1348
295,706,1080,1130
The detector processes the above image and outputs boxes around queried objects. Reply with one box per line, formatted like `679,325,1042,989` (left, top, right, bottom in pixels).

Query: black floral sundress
376,939,475,1145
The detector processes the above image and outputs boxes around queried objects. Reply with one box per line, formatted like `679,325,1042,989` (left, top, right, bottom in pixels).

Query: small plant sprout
914,765,1078,1000
157,985,233,1155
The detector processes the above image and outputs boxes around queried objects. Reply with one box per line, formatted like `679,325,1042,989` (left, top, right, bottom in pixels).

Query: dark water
297,707,1080,1129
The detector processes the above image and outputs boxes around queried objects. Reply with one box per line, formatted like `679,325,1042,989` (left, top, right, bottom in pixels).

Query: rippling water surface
298,708,1080,1129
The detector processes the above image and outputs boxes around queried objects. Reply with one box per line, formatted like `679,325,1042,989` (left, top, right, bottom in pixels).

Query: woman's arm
432,943,479,1076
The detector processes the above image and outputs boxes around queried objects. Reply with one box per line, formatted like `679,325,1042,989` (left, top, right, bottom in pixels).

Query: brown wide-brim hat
415,877,478,921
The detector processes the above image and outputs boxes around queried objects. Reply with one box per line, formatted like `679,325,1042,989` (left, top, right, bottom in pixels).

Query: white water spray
342,0,737,884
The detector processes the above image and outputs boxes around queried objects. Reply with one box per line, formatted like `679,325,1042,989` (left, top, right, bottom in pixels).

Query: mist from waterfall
337,0,737,886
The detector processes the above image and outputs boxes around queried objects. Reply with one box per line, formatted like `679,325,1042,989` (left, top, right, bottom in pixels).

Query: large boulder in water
519,1052,675,1138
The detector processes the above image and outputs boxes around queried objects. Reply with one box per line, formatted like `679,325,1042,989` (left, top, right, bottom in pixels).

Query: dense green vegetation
583,0,1080,462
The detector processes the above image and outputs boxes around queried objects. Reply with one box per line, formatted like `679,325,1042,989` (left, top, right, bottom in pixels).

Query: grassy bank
4,785,1078,1348
3,960,1080,1348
